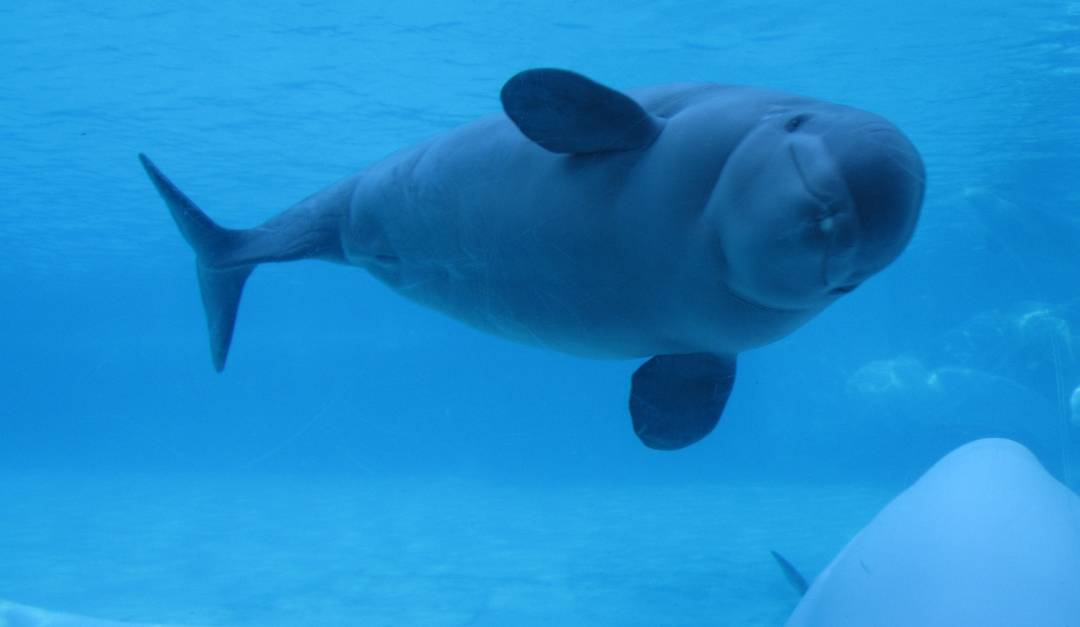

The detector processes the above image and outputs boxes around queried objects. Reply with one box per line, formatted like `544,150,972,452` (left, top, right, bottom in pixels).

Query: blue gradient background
1,1,1077,624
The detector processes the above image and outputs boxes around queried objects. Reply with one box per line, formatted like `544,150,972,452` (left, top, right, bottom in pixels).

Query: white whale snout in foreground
785,438,1080,627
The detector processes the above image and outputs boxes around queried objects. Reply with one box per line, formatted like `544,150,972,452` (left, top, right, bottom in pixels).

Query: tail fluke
139,153,253,371
195,264,252,371
770,550,810,596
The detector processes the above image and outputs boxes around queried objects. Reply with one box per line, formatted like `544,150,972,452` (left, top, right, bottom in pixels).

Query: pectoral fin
629,353,736,450
500,68,664,154
770,550,810,596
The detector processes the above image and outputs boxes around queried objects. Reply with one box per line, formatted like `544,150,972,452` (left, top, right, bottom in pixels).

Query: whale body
141,68,925,449
785,438,1080,626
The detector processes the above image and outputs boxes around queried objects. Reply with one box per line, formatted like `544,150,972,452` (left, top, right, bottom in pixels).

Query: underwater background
1,0,1078,625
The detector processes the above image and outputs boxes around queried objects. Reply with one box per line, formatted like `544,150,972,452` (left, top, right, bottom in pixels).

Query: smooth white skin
786,439,1080,627
336,84,922,358
1071,385,1080,426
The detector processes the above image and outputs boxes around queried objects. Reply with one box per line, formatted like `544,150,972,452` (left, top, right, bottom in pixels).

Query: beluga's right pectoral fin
500,68,665,154
629,353,736,450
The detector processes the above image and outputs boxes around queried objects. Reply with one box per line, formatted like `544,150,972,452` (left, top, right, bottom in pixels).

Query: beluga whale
140,68,925,450
781,438,1080,626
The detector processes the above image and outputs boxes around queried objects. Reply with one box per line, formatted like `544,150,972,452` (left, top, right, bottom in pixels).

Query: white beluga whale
781,438,1080,626
141,68,925,449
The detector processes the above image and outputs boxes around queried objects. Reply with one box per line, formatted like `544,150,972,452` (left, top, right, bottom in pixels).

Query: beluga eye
785,114,809,133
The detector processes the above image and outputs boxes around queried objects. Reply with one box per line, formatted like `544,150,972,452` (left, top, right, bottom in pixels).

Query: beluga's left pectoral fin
629,353,736,450
500,68,665,154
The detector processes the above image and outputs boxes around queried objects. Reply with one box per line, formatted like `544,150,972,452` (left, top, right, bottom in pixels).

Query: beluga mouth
723,280,813,314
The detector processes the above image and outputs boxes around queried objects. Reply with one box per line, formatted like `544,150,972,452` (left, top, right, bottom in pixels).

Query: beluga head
710,101,925,312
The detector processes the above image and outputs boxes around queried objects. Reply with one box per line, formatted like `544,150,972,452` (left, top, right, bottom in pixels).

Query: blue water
1,1,1078,625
